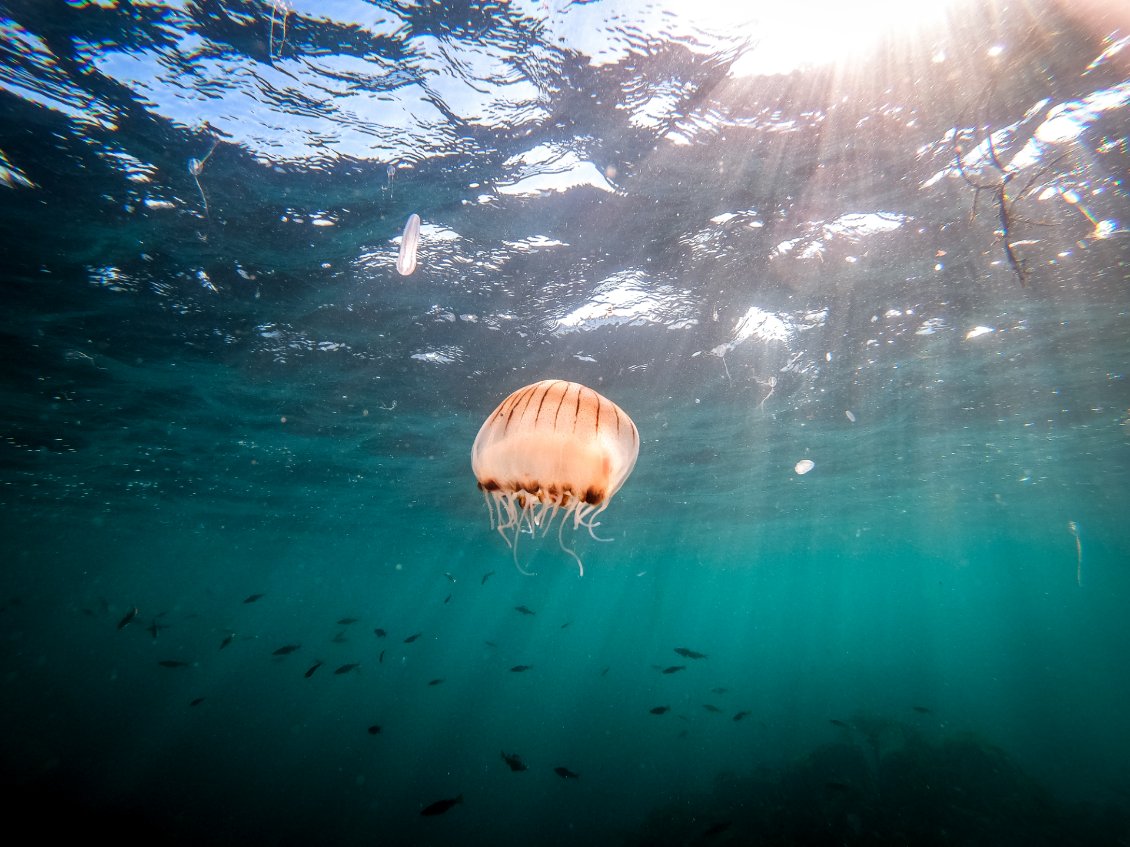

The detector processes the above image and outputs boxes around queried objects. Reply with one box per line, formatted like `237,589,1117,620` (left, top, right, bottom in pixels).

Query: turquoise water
2,1,1129,844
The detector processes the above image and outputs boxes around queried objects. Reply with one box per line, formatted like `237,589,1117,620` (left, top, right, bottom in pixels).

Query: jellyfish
471,379,639,576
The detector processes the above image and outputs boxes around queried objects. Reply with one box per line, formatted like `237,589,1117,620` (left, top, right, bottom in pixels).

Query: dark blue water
2,1,1129,844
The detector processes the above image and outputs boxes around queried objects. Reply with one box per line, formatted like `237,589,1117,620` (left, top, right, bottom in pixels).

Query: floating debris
444,572,457,583
396,213,421,276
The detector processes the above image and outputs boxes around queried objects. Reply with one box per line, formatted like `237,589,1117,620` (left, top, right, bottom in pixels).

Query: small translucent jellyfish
396,213,421,276
794,459,815,475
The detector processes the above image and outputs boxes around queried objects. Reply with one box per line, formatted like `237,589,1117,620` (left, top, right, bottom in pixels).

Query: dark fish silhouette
830,719,849,728
661,665,686,674
733,711,750,722
117,607,139,630
481,571,495,585
304,660,324,678
703,821,732,837
373,628,387,638
368,724,382,735
337,617,359,625
428,678,444,686
444,572,457,583
912,705,931,714
514,605,535,615
703,704,722,713
334,663,360,675
711,687,728,694
243,593,265,604
332,631,347,644
273,644,301,655
554,766,579,780
674,647,707,659
501,751,527,771
379,650,385,663
509,665,533,673
420,794,463,816
600,666,610,676
649,706,670,715
560,621,572,629
189,697,205,707
403,633,422,643
220,633,235,650
443,594,451,605
146,618,169,640
158,660,189,668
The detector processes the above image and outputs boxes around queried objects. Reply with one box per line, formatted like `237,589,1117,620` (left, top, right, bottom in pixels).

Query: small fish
243,593,265,604
703,821,733,837
661,665,686,674
428,678,444,686
220,633,235,650
514,605,535,616
554,766,579,780
444,572,457,583
600,666,610,676
337,617,359,625
379,650,385,663
711,687,728,694
509,665,533,673
334,663,360,675
674,647,707,659
560,621,572,629
703,704,722,713
484,640,497,648
501,751,528,771
189,697,205,707
443,594,451,605
649,706,670,715
332,631,348,644
117,607,139,630
481,571,495,585
420,793,462,817
158,660,189,668
146,618,169,640
368,724,382,735
733,710,750,722
830,719,849,728
912,705,932,714
373,628,387,638
304,660,324,678
403,633,422,643
273,644,301,655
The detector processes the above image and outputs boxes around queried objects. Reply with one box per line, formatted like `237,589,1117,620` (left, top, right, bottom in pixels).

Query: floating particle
844,410,856,423
396,213,421,276
795,459,815,475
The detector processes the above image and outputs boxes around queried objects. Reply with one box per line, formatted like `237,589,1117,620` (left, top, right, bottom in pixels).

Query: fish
220,633,235,650
514,605,535,615
373,628,387,638
829,719,849,728
703,821,732,837
560,621,572,629
912,705,932,714
243,593,265,604
481,571,495,585
674,647,707,659
600,666,610,676
337,617,359,625
396,213,421,277
146,618,169,640
368,724,382,735
334,663,360,675
273,644,301,655
189,697,205,707
304,660,324,678
710,687,728,694
703,704,722,713
428,678,444,686
379,650,385,663
554,766,579,780
158,660,189,668
332,631,348,643
117,607,139,630
420,793,462,817
661,665,686,674
649,706,670,715
501,751,528,771
443,594,451,605
403,633,422,643
733,711,750,722
444,572,457,583
509,665,533,673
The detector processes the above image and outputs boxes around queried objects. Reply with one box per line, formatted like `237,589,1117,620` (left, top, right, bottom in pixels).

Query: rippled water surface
2,1,1130,844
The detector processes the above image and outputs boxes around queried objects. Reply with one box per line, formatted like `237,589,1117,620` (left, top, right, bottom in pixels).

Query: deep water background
2,1,1129,844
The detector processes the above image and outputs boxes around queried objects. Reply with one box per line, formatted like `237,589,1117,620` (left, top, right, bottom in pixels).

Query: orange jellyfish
472,379,639,576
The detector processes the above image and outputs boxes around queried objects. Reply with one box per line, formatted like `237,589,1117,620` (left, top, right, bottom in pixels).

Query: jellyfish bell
472,379,639,577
